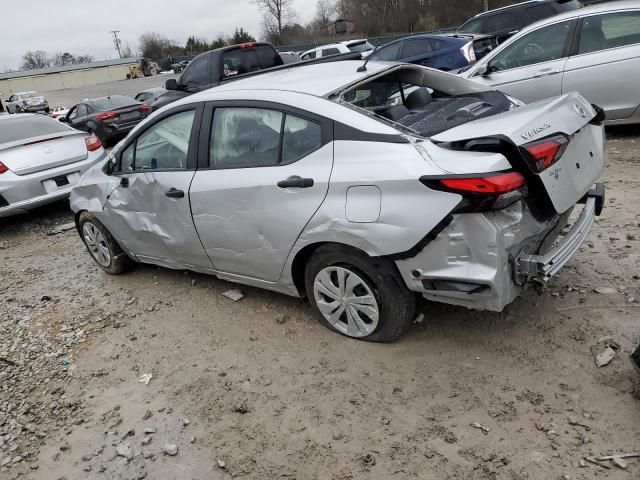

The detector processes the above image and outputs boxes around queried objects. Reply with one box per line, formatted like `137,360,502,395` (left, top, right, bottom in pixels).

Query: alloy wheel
313,266,380,338
82,222,111,267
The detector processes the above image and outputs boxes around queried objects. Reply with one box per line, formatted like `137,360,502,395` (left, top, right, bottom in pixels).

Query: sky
1,0,314,71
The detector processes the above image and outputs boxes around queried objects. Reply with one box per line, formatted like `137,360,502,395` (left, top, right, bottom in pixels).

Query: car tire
304,244,416,343
78,212,134,275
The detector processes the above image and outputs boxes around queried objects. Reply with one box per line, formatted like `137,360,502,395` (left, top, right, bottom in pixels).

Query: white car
71,60,605,342
50,106,70,121
300,39,374,60
460,0,640,125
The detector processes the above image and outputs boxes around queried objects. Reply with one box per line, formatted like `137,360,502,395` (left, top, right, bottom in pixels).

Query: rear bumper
395,185,603,312
0,150,107,218
20,104,49,113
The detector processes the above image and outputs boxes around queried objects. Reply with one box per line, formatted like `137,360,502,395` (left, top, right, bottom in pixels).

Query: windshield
0,115,69,144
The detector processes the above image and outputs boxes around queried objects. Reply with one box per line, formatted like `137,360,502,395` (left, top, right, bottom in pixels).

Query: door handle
533,68,561,78
165,188,185,198
277,176,314,189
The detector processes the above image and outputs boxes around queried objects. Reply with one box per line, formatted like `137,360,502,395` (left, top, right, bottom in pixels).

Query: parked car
366,34,488,70
60,96,150,146
460,1,640,124
0,114,105,217
279,51,301,64
151,42,284,111
4,91,50,114
71,59,605,342
50,106,70,120
342,39,375,57
135,88,170,106
456,0,583,43
301,43,350,60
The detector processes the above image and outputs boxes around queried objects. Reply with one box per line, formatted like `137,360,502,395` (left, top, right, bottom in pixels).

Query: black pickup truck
147,42,284,111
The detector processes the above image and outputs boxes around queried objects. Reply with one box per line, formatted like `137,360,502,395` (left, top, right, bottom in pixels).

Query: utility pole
484,0,489,11
109,31,122,59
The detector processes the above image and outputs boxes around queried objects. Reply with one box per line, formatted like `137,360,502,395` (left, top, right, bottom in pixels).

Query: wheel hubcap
82,222,111,267
313,266,379,338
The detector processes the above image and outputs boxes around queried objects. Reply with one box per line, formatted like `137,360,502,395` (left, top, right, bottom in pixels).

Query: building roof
0,57,140,81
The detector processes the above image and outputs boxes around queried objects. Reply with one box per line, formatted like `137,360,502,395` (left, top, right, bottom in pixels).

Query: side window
181,56,209,87
460,17,485,34
120,143,135,173
86,105,95,115
321,47,341,56
131,110,195,171
211,108,282,168
372,41,402,61
485,12,521,33
210,108,323,169
401,39,434,58
579,11,640,55
256,45,283,68
76,104,88,117
8,95,16,102
67,106,78,120
489,20,572,71
524,4,556,23
282,115,323,164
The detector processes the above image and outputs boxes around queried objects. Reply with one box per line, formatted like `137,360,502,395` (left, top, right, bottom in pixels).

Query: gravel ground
0,129,639,480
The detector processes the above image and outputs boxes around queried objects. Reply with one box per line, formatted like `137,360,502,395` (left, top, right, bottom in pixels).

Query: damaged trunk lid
431,92,605,214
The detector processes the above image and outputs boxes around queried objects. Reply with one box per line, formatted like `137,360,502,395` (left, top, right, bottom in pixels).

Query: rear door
105,106,211,270
471,19,575,103
190,103,333,282
562,9,640,121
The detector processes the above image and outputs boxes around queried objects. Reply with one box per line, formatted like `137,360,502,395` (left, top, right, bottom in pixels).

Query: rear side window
210,107,322,169
321,47,341,56
485,12,521,32
0,115,69,144
302,51,316,60
222,48,260,77
524,4,557,22
76,104,88,117
579,11,640,54
348,41,374,52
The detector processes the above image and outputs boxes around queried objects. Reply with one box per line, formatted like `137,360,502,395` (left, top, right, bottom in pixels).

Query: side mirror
475,64,492,77
165,78,179,90
59,116,68,123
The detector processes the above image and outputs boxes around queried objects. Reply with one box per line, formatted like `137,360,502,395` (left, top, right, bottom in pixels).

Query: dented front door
104,107,212,270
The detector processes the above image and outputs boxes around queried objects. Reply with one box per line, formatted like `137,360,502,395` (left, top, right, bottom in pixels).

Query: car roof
302,43,348,55
467,0,553,18
190,60,393,98
507,0,638,32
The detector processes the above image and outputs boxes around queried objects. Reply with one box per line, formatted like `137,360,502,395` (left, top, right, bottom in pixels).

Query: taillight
460,41,476,64
140,104,151,113
421,171,526,213
85,134,102,152
96,111,118,120
522,135,568,173
240,42,256,49
0,162,8,174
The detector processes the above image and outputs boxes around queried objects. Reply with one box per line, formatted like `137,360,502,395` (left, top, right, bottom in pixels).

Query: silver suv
5,91,50,114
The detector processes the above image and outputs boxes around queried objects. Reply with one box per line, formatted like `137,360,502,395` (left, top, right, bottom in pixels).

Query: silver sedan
0,114,106,217
460,0,640,125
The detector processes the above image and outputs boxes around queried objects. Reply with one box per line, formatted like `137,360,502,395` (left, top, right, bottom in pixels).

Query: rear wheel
79,212,133,275
305,245,416,342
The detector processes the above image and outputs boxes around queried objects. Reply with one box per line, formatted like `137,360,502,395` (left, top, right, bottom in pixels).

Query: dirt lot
1,130,639,480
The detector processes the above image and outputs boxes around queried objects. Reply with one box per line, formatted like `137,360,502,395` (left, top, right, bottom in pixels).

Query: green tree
228,28,256,45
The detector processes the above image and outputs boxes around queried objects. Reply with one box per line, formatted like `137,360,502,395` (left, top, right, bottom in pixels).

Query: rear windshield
222,45,283,77
91,96,137,110
22,92,42,99
0,115,69,144
348,41,374,52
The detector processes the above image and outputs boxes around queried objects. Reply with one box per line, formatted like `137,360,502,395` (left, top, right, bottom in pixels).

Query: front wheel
305,245,416,342
79,212,133,275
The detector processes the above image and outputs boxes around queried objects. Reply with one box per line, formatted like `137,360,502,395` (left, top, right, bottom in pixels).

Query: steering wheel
523,43,545,57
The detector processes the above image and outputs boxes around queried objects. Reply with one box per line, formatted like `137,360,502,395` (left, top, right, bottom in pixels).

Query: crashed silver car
71,60,605,342
0,114,105,217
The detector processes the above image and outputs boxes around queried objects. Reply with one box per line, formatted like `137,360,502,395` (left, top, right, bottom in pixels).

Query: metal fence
276,27,458,53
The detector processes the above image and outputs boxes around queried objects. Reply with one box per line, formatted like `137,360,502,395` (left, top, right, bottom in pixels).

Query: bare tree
253,0,294,41
315,0,336,28
21,50,51,70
